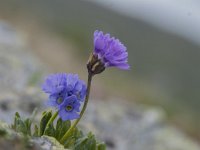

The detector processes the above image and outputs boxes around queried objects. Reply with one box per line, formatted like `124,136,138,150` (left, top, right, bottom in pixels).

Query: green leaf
11,112,20,130
24,118,32,135
33,124,39,137
44,123,55,137
74,132,97,150
11,112,107,149
74,136,88,149
64,136,76,149
39,111,52,136
97,143,106,150
16,120,27,134
11,112,32,136
55,118,71,141
86,133,97,150
63,127,83,149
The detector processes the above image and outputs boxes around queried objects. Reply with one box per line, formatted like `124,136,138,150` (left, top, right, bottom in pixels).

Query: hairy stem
60,73,93,144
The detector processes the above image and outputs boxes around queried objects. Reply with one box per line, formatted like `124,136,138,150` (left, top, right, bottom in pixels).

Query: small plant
11,30,129,149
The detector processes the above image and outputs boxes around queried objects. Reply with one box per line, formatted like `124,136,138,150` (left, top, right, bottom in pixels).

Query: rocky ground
0,21,200,150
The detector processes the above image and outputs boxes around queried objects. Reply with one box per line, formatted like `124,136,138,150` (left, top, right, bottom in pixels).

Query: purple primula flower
58,95,81,121
93,30,130,70
42,73,67,94
45,91,66,107
66,74,86,102
42,73,86,108
42,73,67,108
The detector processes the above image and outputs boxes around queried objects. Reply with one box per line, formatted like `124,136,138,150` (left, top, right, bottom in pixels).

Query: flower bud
87,53,105,75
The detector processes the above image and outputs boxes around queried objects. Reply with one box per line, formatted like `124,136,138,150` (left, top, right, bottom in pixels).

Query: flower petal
93,30,130,70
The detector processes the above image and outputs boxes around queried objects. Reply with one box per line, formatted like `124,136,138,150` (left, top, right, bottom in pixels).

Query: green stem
60,73,93,144
43,111,58,134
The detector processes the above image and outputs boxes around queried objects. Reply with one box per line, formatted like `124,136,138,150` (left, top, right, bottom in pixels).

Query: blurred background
0,0,200,149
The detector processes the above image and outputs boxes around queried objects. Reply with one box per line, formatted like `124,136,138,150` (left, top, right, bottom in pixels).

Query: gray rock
82,99,200,150
0,88,45,124
32,136,68,150
0,22,44,93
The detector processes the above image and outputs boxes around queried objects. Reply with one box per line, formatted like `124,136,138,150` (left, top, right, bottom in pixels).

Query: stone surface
32,136,68,150
0,21,44,93
0,121,68,150
83,99,200,150
0,21,200,150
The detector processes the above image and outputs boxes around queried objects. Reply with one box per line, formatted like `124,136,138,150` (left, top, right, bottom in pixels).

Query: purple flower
93,30,130,70
42,73,67,95
58,95,81,120
66,74,86,102
42,73,86,108
42,73,67,108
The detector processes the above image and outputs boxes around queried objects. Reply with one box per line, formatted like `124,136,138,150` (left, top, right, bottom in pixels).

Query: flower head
93,30,130,70
58,95,81,121
66,74,86,102
42,73,86,109
42,73,67,95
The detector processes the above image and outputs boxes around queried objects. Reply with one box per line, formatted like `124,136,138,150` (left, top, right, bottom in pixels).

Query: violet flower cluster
42,73,86,121
42,30,130,121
